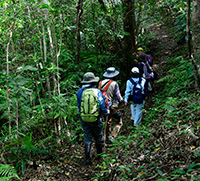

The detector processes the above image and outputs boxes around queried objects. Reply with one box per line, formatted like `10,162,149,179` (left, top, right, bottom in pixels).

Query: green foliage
1,133,49,174
157,56,194,97
0,0,199,180
93,56,200,180
168,163,200,180
0,164,20,180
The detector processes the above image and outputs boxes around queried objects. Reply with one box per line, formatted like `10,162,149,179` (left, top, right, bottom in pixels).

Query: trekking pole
103,115,108,152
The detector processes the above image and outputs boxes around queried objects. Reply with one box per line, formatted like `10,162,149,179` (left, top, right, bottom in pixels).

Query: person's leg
106,116,112,141
112,116,123,138
92,118,104,159
106,108,115,142
131,102,136,120
81,121,93,165
134,102,145,125
111,108,123,138
85,143,92,165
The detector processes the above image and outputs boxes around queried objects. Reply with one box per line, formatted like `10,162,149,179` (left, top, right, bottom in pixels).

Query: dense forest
0,0,200,180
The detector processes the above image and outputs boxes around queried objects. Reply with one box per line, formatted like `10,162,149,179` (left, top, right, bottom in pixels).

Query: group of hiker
77,48,154,165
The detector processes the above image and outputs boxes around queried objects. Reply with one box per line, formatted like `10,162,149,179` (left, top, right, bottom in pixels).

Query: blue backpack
129,78,144,104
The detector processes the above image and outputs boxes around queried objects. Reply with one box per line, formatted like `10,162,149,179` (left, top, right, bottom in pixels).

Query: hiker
77,72,109,165
99,67,124,143
133,47,153,66
134,47,158,80
124,67,147,125
138,53,154,92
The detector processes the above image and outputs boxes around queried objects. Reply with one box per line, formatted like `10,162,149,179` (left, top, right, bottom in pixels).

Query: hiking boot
106,139,112,144
108,136,115,140
96,143,103,160
85,143,92,165
106,136,114,144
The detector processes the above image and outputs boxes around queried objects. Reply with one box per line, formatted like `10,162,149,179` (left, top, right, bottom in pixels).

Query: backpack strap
138,77,142,84
99,80,112,92
103,80,112,92
129,78,136,86
98,81,102,90
129,78,142,87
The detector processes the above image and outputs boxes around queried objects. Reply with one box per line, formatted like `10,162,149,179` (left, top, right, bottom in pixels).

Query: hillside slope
20,25,200,181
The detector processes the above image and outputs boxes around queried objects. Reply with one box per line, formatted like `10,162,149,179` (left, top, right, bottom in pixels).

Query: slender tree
76,0,84,66
6,31,13,137
192,0,200,88
187,0,192,58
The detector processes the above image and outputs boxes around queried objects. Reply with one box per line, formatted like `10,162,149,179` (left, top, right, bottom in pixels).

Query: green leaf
172,169,186,174
188,163,198,170
0,164,20,180
21,161,26,175
156,179,170,181
54,113,60,119
156,169,163,176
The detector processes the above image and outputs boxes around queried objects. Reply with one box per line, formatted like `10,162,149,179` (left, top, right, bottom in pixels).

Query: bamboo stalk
47,23,57,95
42,20,51,93
6,32,13,137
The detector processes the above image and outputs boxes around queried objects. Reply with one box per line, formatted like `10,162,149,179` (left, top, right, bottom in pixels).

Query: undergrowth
92,56,200,180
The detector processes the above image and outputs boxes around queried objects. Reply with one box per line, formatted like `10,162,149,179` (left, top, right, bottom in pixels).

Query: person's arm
138,63,144,75
142,78,148,98
114,83,124,103
77,88,83,112
124,80,133,103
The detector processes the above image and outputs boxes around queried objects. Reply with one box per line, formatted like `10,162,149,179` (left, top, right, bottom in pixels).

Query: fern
156,74,175,83
0,164,20,180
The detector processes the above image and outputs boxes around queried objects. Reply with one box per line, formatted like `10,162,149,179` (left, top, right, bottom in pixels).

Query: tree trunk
192,0,200,88
187,0,192,58
122,0,136,74
76,0,84,66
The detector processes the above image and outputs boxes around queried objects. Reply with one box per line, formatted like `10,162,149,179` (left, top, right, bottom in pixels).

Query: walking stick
103,115,108,152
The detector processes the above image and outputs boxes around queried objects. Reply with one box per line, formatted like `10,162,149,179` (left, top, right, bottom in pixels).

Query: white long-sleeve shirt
124,77,146,103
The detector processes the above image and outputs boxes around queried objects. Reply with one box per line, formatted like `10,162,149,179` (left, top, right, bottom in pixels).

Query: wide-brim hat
103,67,119,78
131,67,139,73
81,72,99,84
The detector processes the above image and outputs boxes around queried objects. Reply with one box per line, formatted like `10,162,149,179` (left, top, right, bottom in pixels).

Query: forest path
22,25,178,181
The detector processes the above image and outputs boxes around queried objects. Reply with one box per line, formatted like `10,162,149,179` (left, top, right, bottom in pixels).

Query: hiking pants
81,117,103,145
106,107,123,139
130,101,145,125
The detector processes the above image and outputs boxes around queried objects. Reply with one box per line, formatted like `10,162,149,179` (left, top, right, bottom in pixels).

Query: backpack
80,88,99,122
129,78,144,104
146,54,153,66
99,80,113,109
141,62,154,80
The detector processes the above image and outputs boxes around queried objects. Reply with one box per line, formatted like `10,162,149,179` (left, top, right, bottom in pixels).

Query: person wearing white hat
124,67,148,126
77,72,109,165
99,67,124,143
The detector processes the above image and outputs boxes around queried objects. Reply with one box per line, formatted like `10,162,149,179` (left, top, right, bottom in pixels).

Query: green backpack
80,88,99,122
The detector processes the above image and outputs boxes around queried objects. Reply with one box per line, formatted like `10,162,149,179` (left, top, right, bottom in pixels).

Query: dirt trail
21,25,179,181
143,25,178,110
